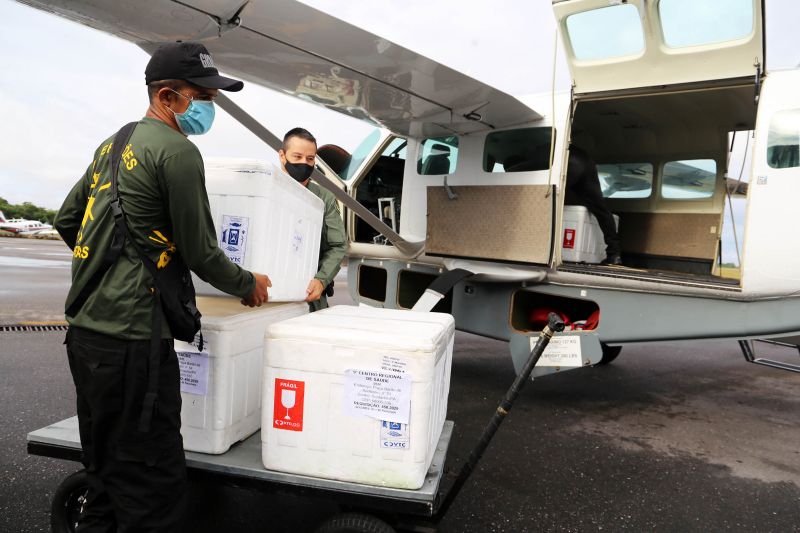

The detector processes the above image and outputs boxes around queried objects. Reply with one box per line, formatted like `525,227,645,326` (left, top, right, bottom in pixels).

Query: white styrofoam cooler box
176,296,307,454
195,158,324,301
262,306,455,489
561,205,620,263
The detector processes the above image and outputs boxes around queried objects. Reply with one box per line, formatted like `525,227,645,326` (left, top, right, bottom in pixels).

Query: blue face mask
168,89,215,135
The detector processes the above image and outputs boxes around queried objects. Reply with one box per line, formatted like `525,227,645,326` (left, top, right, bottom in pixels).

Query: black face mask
284,161,314,182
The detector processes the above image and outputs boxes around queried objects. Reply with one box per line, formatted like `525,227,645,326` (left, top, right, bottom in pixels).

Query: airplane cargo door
552,0,764,95
740,70,800,296
425,127,557,266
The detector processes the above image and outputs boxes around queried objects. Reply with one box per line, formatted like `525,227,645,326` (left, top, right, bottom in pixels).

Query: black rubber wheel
315,512,396,533
50,469,89,533
597,343,622,365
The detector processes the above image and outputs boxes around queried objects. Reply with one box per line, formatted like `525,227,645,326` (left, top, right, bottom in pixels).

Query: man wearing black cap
54,42,270,531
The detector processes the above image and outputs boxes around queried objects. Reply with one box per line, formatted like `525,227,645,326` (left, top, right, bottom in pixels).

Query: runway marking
0,256,70,268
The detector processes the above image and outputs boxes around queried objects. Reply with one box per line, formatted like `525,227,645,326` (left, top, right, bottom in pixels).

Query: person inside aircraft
278,128,347,311
565,145,622,265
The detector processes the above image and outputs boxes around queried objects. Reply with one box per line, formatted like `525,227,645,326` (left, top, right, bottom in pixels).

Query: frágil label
273,379,305,431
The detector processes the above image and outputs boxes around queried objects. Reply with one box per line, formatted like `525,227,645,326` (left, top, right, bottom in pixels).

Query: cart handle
434,313,565,522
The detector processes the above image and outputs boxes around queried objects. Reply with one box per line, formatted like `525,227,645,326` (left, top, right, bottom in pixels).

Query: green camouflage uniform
307,181,346,311
55,117,254,339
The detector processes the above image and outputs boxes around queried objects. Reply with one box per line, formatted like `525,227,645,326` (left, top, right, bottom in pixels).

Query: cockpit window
341,128,381,182
659,0,754,49
597,163,653,199
565,4,644,61
417,136,459,175
483,128,552,173
662,159,717,199
767,109,800,169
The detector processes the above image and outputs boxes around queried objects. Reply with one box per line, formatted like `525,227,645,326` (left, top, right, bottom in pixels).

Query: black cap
145,42,243,92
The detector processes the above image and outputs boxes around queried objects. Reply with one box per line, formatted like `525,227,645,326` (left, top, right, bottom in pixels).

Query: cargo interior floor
558,262,741,290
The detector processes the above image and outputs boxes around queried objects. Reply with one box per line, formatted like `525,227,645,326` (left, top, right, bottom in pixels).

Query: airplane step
738,339,800,373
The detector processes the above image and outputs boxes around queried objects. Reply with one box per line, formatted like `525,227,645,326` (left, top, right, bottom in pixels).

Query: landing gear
50,469,88,533
315,512,397,533
597,343,622,365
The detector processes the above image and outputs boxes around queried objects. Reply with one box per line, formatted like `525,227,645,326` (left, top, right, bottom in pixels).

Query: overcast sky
0,0,566,209
0,0,797,262
2,0,798,208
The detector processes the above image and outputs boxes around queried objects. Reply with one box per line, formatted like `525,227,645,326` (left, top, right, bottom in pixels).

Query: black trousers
66,327,187,533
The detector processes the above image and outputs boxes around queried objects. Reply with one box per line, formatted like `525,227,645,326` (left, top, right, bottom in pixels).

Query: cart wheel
597,343,622,365
50,469,88,533
315,512,396,533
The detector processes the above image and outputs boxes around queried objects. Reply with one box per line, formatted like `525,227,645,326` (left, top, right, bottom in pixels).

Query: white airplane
15,0,800,373
0,210,54,235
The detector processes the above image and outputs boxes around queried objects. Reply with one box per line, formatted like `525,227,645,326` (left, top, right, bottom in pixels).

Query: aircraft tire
50,469,88,533
315,512,397,533
597,343,622,365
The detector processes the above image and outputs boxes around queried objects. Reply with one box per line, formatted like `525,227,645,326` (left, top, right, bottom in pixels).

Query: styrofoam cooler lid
204,157,272,174
266,305,454,354
202,158,322,211
196,296,307,331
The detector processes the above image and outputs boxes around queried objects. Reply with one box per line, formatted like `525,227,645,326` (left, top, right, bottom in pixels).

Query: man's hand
242,273,271,307
305,278,325,302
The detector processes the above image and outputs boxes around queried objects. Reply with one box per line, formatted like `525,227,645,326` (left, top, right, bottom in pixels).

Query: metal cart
29,315,565,533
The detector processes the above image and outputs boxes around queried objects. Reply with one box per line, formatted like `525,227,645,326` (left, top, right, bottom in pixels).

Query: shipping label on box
380,421,410,450
344,369,411,424
220,215,249,265
273,379,305,431
176,336,211,395
380,355,408,374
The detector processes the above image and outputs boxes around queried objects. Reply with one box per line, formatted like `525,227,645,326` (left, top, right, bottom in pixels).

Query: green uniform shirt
55,118,255,340
307,181,346,310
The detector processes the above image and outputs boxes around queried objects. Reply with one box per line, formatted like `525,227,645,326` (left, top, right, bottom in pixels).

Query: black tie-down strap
65,122,138,318
411,268,473,312
63,121,168,432
106,138,165,433
139,269,163,433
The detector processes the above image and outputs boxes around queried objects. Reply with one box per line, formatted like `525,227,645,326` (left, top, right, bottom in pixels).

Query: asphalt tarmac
2,237,799,532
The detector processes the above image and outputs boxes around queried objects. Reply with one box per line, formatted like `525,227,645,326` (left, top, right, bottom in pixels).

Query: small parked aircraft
0,210,54,235
16,0,800,373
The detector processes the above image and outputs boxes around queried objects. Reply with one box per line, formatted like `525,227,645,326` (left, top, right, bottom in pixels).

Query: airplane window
597,163,653,199
417,136,458,175
662,159,717,199
354,136,406,244
659,0,754,48
766,108,800,169
483,128,552,173
341,128,382,181
565,4,644,61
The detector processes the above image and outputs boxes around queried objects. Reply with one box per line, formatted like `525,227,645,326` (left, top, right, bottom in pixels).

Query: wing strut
214,93,424,258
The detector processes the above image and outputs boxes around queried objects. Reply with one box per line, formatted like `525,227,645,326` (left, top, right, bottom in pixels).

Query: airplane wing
16,0,541,137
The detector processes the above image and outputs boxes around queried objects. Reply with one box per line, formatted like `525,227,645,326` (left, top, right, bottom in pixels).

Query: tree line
0,197,58,224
